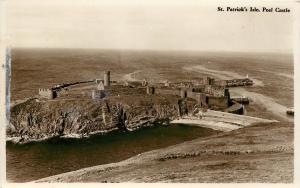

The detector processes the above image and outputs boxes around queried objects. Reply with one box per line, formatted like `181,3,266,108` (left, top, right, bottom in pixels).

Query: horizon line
8,47,293,55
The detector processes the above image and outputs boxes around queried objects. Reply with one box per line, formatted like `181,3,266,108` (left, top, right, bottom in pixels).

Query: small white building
97,81,105,90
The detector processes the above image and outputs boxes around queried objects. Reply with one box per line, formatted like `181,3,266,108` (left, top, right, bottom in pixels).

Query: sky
5,0,295,52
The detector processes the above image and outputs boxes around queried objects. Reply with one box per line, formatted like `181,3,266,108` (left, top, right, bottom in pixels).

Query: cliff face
7,96,196,143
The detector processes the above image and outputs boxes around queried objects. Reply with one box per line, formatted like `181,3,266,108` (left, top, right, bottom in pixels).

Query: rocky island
7,70,275,144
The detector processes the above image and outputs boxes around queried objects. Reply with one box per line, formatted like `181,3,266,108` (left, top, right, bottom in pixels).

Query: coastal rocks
8,97,196,144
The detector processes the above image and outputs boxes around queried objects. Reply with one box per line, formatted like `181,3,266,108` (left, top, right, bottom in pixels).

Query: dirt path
230,87,293,122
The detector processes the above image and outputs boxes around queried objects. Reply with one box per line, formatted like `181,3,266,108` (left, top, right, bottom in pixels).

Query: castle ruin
35,69,248,114
38,88,57,99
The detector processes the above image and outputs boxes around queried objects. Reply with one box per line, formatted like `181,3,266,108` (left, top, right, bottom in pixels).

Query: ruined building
38,88,57,99
153,77,231,110
202,76,215,85
93,77,107,99
97,81,105,90
146,86,155,95
92,90,106,99
190,85,230,109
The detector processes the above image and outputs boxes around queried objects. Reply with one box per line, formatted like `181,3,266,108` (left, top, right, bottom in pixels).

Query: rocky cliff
7,95,196,143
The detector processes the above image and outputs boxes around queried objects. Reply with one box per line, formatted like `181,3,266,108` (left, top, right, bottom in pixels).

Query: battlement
38,88,57,99
191,85,228,97
226,78,254,87
154,85,230,110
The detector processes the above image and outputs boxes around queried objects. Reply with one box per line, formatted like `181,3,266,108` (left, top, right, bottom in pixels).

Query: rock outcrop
7,95,196,143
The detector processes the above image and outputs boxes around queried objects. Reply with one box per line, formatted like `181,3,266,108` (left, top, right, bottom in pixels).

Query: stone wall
213,80,227,86
226,78,254,87
194,93,207,106
149,86,229,110
204,85,226,97
155,88,181,96
207,96,229,109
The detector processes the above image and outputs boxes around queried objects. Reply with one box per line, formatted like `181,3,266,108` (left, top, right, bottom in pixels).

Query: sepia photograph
1,0,297,184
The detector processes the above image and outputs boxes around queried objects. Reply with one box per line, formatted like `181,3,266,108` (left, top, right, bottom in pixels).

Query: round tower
104,71,110,86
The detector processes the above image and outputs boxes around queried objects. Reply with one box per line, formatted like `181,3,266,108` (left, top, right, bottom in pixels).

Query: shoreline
35,119,293,183
6,127,120,145
7,108,278,145
170,109,278,132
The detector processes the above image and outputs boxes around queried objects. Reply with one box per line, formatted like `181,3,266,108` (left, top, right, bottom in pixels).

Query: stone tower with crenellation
104,71,110,86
